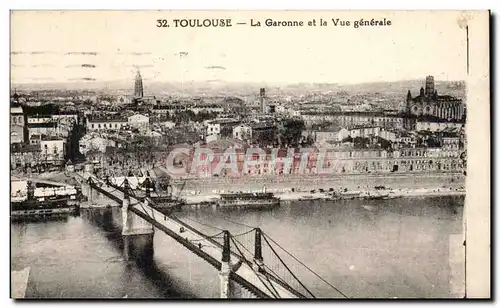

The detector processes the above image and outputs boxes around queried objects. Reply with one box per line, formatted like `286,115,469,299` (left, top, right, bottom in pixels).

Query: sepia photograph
9,10,490,299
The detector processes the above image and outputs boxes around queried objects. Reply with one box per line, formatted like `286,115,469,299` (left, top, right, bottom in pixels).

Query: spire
406,90,412,102
134,68,144,98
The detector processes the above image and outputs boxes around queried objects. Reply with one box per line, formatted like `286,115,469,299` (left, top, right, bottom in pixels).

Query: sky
10,11,469,85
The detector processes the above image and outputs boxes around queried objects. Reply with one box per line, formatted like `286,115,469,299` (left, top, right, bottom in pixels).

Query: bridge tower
121,178,154,263
220,230,232,298
220,230,243,298
86,177,94,204
253,228,265,273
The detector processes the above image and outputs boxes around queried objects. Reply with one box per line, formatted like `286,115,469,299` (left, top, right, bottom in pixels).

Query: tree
353,137,370,148
342,136,353,143
278,118,305,147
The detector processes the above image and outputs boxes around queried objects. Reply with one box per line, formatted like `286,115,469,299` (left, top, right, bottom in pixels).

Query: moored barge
11,180,81,221
217,192,280,210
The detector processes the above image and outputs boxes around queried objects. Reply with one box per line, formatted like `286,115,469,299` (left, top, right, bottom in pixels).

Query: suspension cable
231,228,257,238
188,231,225,242
214,215,257,229
263,233,349,299
231,236,283,298
261,234,316,298
178,215,225,232
230,236,281,299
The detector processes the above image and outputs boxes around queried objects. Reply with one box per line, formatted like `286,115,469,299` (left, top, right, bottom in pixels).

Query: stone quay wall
170,172,465,195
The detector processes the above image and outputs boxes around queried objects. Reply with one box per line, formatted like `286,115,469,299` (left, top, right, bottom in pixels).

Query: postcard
10,10,490,299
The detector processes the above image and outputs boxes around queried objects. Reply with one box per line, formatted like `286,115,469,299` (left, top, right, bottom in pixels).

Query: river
11,195,464,299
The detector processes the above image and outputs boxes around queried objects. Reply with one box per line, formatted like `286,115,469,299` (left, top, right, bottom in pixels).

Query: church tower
405,90,412,114
424,75,435,98
134,70,144,98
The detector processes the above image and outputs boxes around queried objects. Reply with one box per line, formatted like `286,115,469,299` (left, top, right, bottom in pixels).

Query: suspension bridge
71,170,348,299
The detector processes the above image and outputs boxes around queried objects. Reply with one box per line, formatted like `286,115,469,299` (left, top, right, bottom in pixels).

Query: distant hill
11,79,466,99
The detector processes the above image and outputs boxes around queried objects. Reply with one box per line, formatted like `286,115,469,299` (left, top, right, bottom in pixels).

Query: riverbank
170,172,465,196
181,186,465,205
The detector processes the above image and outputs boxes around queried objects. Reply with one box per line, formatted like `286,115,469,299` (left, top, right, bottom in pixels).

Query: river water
11,195,464,299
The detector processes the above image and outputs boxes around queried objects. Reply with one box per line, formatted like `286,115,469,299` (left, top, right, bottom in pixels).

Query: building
79,134,116,155
233,124,253,142
128,114,150,130
440,133,461,151
394,133,417,148
260,88,266,114
301,111,404,130
416,120,465,132
337,128,350,141
27,115,52,124
134,70,144,98
349,126,381,139
11,143,40,170
313,147,463,175
116,95,132,105
404,76,465,121
190,104,224,115
206,122,221,136
51,113,79,125
87,116,128,132
40,136,66,166
11,105,25,144
29,134,42,146
27,122,59,140
378,130,397,142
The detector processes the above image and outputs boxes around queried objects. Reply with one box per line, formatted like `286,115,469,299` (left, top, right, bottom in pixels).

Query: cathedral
404,76,465,121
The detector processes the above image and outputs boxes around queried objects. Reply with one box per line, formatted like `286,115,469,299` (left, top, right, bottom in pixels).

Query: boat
217,192,280,210
80,202,113,209
364,193,390,200
298,195,322,201
382,192,401,200
150,195,185,212
10,181,80,221
11,199,78,221
339,191,362,200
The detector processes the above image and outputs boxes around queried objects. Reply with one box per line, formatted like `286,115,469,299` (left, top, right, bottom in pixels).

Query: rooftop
27,122,57,128
41,136,65,141
88,115,127,123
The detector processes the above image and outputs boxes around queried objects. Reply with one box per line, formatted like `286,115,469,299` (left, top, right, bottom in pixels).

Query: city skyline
11,11,468,85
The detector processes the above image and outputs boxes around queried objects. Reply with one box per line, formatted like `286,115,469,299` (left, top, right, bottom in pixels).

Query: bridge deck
76,172,302,299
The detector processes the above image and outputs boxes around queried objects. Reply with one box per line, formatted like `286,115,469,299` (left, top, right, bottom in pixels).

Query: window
98,124,101,129
92,124,95,129
12,117,17,124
